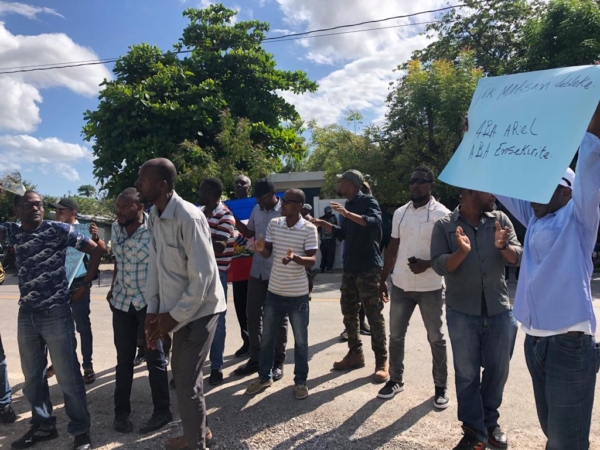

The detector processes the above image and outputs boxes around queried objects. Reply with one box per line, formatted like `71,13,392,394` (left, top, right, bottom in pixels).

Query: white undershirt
521,320,593,337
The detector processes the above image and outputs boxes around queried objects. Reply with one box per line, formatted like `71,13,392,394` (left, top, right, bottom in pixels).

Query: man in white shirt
135,158,226,450
379,166,451,409
244,189,318,400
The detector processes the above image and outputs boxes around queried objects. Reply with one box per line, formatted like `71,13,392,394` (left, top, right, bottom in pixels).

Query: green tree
383,53,484,207
522,0,600,71
0,181,37,222
77,184,97,198
415,0,542,76
69,196,115,219
83,4,318,200
305,116,392,203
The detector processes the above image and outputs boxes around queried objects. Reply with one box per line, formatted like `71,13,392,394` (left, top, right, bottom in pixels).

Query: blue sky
0,0,445,196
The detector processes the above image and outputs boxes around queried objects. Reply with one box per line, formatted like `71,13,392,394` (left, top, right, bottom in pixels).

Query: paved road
1,270,600,449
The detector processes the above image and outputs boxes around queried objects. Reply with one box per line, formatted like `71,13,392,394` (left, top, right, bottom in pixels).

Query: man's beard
119,217,137,227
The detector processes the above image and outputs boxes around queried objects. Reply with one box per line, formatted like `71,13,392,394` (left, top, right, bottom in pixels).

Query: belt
532,331,584,342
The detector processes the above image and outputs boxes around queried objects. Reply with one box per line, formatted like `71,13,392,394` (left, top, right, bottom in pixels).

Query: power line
262,4,470,41
0,4,465,75
261,20,441,44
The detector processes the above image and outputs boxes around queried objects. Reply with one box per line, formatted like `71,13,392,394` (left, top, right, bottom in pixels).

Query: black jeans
112,304,170,418
232,280,250,348
319,239,336,270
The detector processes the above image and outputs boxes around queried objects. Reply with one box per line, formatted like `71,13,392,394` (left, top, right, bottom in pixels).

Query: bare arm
235,217,255,239
287,249,317,268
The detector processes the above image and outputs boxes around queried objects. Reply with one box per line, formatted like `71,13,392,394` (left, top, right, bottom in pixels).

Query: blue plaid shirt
110,214,150,312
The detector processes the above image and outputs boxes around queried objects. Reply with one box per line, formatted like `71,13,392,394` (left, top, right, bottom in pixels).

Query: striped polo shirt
200,202,235,272
265,216,319,297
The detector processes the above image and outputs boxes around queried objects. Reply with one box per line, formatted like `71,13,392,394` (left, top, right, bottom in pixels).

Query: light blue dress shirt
497,132,600,333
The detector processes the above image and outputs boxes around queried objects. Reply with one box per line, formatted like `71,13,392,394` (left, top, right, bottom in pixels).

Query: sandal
83,368,96,384
46,365,55,379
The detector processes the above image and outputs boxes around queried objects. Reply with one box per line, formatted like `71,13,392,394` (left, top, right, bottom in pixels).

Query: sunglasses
408,178,432,185
281,198,302,205
18,201,44,211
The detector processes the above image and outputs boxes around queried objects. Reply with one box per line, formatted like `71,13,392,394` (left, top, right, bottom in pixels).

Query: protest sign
439,65,600,203
65,223,91,287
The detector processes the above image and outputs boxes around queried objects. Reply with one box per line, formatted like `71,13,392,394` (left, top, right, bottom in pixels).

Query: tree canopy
83,4,317,200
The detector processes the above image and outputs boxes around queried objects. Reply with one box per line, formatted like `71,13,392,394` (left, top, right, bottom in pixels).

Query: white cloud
0,78,41,132
274,0,447,125
0,23,112,97
0,135,93,181
0,2,63,19
282,34,430,125
199,0,213,8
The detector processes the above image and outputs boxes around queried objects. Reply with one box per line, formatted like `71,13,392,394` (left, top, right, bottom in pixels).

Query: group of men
0,104,599,450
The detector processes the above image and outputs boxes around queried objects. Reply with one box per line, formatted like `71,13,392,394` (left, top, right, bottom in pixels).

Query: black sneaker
487,425,507,448
11,424,58,449
377,380,404,399
1,404,17,424
433,386,450,409
234,345,249,358
138,412,172,434
113,415,133,433
209,369,223,386
73,432,92,450
359,322,371,336
272,363,284,382
133,348,146,367
234,360,259,376
453,427,486,450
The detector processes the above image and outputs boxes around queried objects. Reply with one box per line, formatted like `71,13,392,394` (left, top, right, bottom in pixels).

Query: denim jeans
111,304,170,418
0,336,11,406
259,292,309,385
210,271,228,370
70,288,93,370
247,276,287,364
389,286,447,387
525,334,598,450
18,303,90,436
446,307,517,443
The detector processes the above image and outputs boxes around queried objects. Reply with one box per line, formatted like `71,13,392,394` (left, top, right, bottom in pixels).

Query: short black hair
142,158,177,191
413,166,435,182
118,187,141,204
200,178,224,197
287,188,305,204
14,190,41,207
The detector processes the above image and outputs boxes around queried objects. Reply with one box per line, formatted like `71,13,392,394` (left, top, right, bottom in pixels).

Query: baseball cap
324,206,332,213
254,178,275,198
559,168,575,188
302,204,312,211
336,169,364,188
49,198,79,213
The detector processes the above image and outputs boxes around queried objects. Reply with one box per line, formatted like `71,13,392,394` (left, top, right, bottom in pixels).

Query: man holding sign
430,190,520,450
495,104,600,449
49,198,105,385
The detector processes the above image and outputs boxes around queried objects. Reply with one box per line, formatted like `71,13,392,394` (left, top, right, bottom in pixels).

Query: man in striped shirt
245,189,318,400
197,178,235,386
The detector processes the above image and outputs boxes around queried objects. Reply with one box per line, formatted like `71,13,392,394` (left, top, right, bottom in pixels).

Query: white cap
559,167,575,188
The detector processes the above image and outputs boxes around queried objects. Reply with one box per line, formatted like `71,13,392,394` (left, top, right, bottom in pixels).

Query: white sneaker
433,386,450,409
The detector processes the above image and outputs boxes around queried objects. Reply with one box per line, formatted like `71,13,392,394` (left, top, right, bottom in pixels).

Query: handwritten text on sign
439,66,600,203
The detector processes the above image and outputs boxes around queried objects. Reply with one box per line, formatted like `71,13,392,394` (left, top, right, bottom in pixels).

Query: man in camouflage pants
312,170,388,383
